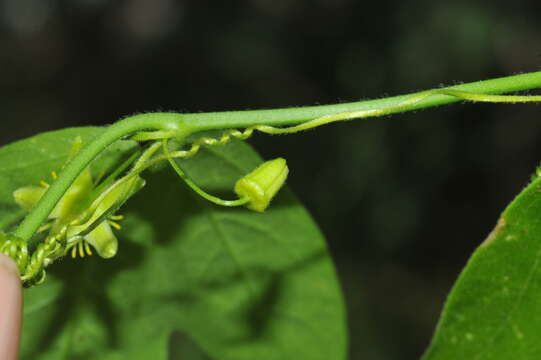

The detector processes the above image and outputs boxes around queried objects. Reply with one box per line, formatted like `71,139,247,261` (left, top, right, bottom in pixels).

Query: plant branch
13,71,541,242
181,71,541,130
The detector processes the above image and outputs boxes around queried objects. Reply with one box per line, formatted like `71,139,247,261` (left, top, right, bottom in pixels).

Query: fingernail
0,252,22,360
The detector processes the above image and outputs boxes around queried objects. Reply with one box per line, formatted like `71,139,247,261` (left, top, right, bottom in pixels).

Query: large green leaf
423,173,541,359
0,128,347,359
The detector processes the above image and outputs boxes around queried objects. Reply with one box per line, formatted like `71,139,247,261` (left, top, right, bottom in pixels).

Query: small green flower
13,166,144,261
66,172,144,258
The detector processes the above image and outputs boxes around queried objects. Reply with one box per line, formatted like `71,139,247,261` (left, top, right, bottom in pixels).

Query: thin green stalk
162,139,249,206
13,71,541,242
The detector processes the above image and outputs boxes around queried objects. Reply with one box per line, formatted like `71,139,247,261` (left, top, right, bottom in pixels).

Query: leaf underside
0,128,347,360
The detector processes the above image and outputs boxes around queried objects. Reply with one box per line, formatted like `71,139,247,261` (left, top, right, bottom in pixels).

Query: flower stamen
78,242,85,258
37,223,52,233
108,220,122,230
84,241,93,256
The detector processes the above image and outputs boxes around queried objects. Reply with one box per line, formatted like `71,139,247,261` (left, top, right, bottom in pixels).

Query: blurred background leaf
1,1,541,359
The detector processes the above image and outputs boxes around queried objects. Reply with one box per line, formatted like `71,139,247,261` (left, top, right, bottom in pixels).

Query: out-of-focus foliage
1,1,541,358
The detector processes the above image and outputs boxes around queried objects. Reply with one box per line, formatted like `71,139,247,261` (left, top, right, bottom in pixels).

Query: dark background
1,1,541,359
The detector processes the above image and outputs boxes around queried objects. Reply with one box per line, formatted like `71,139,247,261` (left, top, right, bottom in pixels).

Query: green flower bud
234,158,288,212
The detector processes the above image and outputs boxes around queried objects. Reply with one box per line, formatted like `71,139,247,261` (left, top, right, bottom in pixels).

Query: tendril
0,230,64,286
162,139,249,207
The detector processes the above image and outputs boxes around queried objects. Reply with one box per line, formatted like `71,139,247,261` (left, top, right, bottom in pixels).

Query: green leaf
423,173,541,359
0,128,347,359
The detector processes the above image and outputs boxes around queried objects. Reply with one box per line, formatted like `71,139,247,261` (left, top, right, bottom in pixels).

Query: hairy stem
181,71,541,130
13,71,541,241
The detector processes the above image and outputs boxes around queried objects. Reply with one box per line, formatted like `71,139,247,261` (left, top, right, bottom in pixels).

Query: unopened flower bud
234,158,288,212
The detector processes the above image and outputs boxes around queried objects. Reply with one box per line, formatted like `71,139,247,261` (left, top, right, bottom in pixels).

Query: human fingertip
0,252,22,360
0,253,19,277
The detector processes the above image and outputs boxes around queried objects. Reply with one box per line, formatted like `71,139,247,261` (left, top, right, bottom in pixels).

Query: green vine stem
179,71,541,130
13,71,541,242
